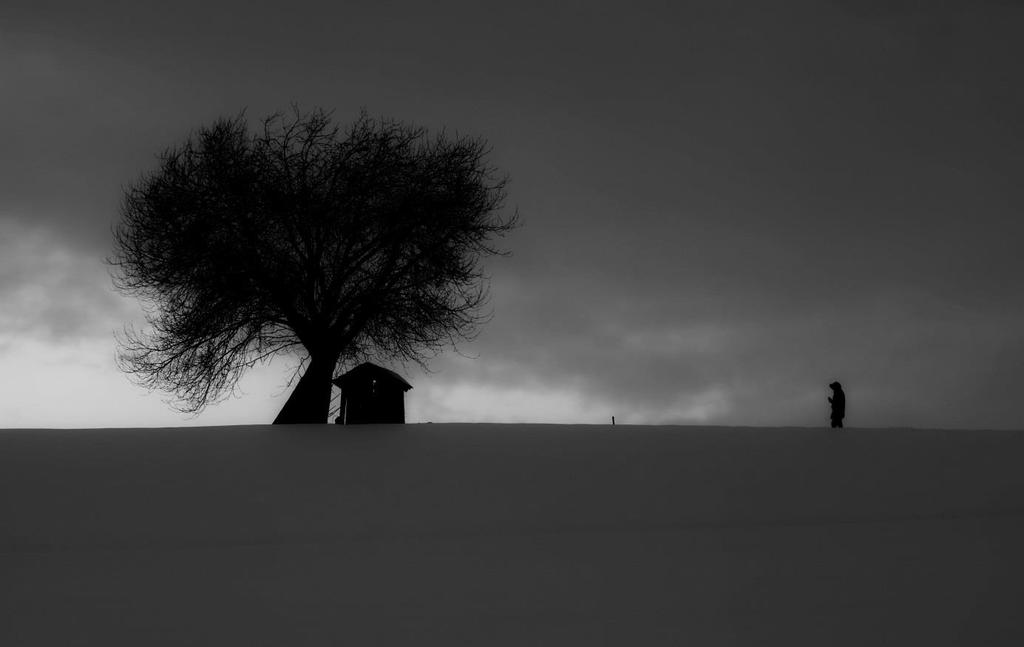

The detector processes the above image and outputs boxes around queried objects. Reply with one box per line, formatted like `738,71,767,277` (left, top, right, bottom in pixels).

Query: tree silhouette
110,108,516,423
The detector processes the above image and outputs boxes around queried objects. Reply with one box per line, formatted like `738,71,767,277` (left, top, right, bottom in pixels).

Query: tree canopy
110,108,516,422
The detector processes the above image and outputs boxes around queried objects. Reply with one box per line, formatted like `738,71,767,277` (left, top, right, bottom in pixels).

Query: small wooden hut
332,362,412,425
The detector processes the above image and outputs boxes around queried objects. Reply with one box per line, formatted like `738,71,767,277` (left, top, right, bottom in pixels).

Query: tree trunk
273,353,338,424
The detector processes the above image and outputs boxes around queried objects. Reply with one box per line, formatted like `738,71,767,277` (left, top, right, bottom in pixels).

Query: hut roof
332,362,413,391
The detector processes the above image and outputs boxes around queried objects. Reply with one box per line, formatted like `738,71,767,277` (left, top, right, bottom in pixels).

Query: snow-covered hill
3,424,1024,645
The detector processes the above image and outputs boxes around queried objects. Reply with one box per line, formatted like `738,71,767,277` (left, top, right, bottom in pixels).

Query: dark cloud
430,286,1024,428
0,222,130,344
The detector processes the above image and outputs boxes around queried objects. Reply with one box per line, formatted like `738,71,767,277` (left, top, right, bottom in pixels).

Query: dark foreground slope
3,424,1024,646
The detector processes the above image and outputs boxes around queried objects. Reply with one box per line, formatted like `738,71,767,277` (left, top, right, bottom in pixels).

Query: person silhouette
828,381,845,428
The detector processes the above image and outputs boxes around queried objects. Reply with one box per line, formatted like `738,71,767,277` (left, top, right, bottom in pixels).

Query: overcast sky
2,0,1022,429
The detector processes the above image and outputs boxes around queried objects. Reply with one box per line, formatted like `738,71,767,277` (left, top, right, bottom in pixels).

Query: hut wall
341,383,405,424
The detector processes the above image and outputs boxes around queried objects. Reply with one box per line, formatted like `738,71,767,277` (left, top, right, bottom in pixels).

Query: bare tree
110,108,516,423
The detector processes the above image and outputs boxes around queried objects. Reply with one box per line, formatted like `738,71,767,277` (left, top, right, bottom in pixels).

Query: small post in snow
612,416,616,426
